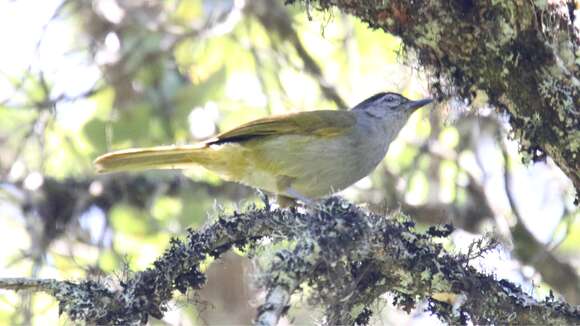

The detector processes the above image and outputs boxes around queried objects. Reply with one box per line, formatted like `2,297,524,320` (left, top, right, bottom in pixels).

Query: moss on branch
1,198,578,325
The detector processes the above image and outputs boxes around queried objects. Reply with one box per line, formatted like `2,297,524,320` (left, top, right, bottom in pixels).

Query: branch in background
247,0,348,109
0,278,57,292
500,137,580,304
372,142,495,234
256,240,317,326
399,173,495,233
0,174,254,259
0,198,578,325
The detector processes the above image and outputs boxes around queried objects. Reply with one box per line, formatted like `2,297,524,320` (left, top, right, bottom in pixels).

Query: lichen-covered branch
1,198,578,325
0,278,58,292
288,0,580,197
256,240,319,326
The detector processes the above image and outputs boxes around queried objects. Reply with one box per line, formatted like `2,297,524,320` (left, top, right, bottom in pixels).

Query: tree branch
256,241,317,325
0,278,57,292
1,198,578,325
500,135,580,304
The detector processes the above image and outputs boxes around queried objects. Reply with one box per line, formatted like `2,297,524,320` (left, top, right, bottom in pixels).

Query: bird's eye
385,96,399,108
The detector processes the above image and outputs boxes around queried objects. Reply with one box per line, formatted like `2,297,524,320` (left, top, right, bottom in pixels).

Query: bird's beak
405,98,433,112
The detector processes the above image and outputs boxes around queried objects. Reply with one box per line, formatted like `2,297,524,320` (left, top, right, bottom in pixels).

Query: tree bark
288,0,580,198
1,198,579,325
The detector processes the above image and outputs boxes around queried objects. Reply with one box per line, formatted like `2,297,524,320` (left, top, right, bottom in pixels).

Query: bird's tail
94,144,210,173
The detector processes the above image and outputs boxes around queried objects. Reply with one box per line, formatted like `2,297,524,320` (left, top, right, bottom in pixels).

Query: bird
94,92,432,206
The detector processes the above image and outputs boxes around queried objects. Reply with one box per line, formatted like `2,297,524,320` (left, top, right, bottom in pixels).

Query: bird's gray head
351,92,432,123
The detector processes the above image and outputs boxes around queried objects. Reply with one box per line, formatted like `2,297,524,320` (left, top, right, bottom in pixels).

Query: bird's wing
206,110,357,145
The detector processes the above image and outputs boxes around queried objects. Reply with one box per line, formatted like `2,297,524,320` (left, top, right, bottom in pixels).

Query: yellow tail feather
94,144,209,173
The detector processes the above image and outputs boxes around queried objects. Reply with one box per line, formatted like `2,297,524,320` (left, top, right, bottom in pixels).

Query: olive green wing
206,110,357,145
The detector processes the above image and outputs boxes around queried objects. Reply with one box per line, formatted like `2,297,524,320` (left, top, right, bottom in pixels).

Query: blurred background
0,0,577,325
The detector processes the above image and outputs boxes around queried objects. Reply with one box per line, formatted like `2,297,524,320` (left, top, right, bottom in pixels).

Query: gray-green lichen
16,197,580,325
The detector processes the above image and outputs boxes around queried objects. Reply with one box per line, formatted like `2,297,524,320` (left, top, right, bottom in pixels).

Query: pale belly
236,134,389,198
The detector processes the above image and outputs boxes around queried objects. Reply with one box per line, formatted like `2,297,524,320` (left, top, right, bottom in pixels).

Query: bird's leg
285,188,316,206
274,176,306,207
276,195,298,208
276,176,316,207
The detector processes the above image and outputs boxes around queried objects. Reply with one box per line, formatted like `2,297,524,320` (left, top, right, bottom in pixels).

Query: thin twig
0,278,56,292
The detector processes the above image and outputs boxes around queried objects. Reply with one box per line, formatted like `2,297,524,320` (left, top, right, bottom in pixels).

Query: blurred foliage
0,0,577,325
